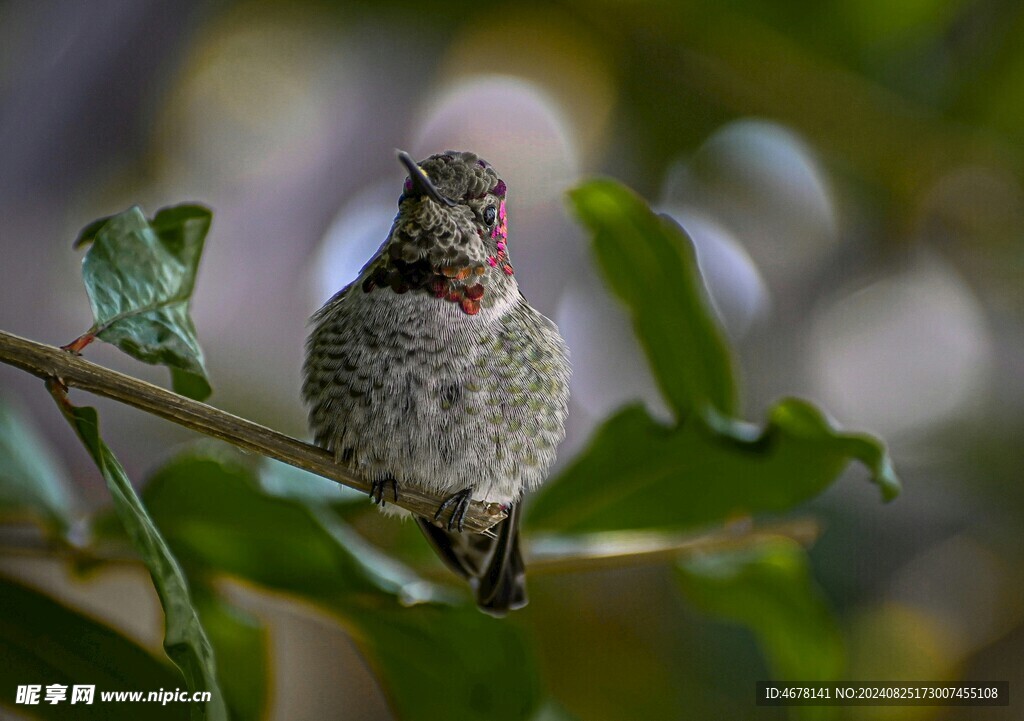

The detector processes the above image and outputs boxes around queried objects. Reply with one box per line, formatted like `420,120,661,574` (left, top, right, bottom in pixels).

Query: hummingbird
303,150,570,614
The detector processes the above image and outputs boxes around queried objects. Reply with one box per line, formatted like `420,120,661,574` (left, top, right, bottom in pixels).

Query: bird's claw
370,477,399,507
434,488,473,532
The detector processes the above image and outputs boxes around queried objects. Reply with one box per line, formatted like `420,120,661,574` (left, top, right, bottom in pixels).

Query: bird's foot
370,476,400,507
434,488,473,532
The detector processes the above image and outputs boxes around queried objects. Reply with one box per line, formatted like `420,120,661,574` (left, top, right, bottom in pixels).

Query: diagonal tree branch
0,329,506,534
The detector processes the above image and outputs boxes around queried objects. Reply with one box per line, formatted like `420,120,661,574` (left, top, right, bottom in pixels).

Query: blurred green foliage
0,400,75,538
0,575,184,721
0,178,897,720
678,539,843,721
567,180,738,417
528,182,897,534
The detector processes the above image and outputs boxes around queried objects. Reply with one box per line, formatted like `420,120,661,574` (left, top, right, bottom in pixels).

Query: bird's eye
484,205,497,226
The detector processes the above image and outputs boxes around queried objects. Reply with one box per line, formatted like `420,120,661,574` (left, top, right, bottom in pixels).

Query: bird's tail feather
415,503,527,616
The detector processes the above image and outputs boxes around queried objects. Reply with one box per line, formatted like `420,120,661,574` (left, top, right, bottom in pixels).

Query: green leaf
344,602,541,721
0,398,75,536
551,178,899,540
192,587,267,721
257,457,365,506
676,538,844,685
141,452,434,603
169,368,212,405
0,574,185,720
73,215,113,249
141,450,542,721
77,204,212,400
54,401,226,721
568,179,737,417
527,577,687,721
526,399,899,534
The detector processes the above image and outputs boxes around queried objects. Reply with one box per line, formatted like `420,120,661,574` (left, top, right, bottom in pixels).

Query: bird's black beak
398,150,457,207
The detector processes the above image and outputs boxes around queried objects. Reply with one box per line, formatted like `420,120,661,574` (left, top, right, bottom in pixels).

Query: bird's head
363,151,514,315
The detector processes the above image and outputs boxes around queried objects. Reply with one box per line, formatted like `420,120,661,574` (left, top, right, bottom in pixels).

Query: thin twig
523,517,821,575
0,518,821,576
0,329,505,533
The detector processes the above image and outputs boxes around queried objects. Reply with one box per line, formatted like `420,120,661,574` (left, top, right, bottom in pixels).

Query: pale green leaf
77,205,212,400
55,403,226,721
0,398,75,536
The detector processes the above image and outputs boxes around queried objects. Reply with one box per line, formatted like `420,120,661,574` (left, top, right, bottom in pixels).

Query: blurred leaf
847,603,957,684
526,399,899,534
193,587,267,721
345,602,540,721
141,450,542,721
77,204,212,400
530,700,581,721
169,368,212,404
141,452,434,603
0,574,184,720
568,179,736,417
677,539,844,687
54,401,226,721
0,398,75,536
257,457,364,506
526,573,693,721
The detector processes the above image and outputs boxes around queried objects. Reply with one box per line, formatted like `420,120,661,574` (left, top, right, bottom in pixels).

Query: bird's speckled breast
303,283,570,507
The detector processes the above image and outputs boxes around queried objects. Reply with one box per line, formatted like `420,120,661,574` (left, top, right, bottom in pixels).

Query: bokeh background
1,0,1023,719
